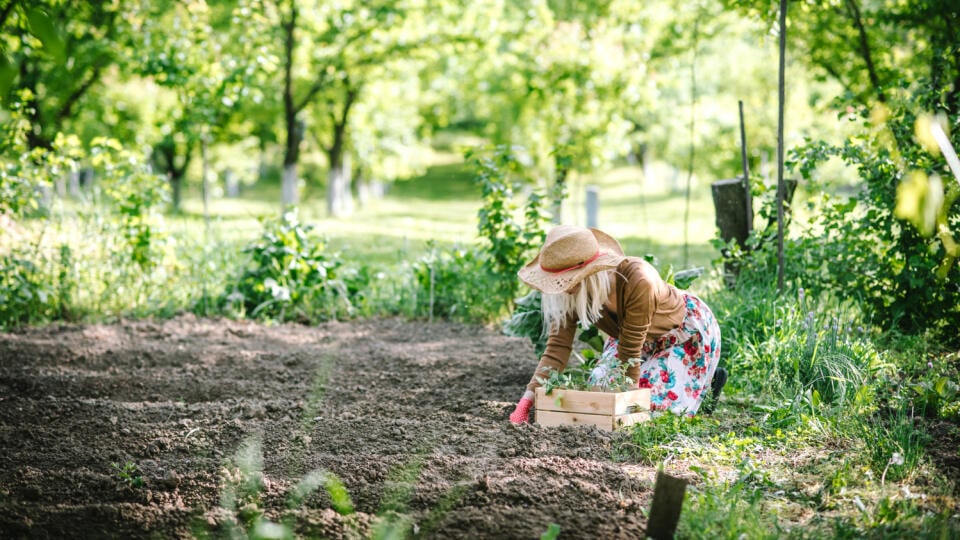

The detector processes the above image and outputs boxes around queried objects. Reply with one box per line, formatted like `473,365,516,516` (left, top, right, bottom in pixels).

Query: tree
128,0,274,213
0,0,125,150
267,0,489,214
724,0,960,115
463,1,655,220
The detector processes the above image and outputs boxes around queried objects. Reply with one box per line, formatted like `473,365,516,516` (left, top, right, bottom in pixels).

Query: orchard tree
267,0,490,215
724,0,960,114
467,0,655,220
0,0,125,150
127,0,275,213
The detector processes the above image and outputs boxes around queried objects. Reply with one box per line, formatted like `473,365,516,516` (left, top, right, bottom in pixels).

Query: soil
0,315,660,539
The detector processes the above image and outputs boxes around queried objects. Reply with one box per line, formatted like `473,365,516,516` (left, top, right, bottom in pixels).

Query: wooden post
711,178,750,286
776,0,788,292
646,471,688,540
738,100,753,234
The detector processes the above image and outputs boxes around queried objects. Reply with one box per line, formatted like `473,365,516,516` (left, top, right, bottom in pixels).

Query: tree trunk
200,134,210,226
153,140,191,214
282,117,303,207
281,3,301,207
282,162,298,207
326,151,354,217
169,173,183,212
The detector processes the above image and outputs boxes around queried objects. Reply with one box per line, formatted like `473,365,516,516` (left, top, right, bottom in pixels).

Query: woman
508,225,726,424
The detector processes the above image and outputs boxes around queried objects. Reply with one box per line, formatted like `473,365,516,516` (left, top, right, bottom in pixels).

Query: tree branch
844,0,885,102
56,66,101,121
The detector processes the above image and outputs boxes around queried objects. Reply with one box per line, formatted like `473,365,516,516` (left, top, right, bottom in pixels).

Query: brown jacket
526,257,686,392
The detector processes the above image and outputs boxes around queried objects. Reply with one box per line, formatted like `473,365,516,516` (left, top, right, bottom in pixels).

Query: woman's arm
524,316,578,392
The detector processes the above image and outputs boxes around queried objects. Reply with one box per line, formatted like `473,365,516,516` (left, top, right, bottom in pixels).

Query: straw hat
518,226,626,294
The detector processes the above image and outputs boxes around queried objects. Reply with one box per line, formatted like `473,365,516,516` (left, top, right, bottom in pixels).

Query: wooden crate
535,387,651,431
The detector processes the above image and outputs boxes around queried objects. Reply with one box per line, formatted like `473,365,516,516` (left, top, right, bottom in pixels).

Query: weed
224,209,355,323
112,461,146,488
201,435,464,540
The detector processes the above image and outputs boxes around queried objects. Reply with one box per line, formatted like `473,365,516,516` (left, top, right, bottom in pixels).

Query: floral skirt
603,293,721,416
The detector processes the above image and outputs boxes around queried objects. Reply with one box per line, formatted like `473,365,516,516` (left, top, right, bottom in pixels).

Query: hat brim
518,228,625,294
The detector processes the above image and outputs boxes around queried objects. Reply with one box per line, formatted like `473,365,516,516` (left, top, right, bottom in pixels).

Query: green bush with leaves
469,145,549,311
0,253,58,327
411,243,503,322
224,209,356,322
745,85,960,345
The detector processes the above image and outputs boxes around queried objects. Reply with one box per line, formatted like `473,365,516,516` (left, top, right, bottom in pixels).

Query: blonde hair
541,270,612,334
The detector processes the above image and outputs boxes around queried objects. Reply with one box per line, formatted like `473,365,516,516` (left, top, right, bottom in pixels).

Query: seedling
112,461,145,488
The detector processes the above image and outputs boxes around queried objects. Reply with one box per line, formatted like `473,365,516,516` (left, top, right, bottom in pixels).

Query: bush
411,244,504,323
224,209,357,322
742,87,960,346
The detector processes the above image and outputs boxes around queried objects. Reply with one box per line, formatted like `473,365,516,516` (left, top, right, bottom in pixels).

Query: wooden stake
776,0,788,292
646,471,688,540
739,100,753,234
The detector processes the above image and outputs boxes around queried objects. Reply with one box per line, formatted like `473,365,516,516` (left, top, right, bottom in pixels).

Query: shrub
224,209,356,322
731,84,960,346
411,243,504,323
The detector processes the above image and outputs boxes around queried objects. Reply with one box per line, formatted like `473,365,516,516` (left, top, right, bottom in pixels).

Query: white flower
890,452,904,466
265,278,291,302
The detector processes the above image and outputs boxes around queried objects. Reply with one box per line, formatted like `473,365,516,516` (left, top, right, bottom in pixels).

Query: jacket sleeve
525,315,577,392
617,263,655,382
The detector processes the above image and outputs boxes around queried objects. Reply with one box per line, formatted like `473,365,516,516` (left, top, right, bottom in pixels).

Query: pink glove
509,397,534,424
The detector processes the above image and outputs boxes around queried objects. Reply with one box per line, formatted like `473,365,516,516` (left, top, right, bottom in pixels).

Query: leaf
0,55,16,101
26,7,66,62
895,171,942,236
540,523,561,540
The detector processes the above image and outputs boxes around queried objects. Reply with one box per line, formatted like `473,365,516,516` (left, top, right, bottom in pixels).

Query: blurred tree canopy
1,0,957,216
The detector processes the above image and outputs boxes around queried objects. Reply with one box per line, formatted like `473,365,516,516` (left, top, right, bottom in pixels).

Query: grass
171,152,720,272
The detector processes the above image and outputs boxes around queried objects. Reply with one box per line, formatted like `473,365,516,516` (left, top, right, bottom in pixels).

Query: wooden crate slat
535,387,649,415
614,411,651,429
535,410,617,430
534,387,651,431
535,410,651,431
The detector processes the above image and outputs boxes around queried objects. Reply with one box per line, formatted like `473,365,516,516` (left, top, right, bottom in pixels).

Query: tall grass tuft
711,283,886,417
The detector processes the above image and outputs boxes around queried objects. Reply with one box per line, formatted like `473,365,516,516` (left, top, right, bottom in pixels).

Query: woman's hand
509,391,535,424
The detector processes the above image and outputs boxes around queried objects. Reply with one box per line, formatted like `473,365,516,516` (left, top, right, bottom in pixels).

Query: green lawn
175,155,722,273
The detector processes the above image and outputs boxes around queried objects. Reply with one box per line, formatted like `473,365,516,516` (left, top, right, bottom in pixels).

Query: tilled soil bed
0,315,658,539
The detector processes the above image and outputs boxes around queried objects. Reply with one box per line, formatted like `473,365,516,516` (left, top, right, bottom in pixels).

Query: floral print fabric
602,293,721,415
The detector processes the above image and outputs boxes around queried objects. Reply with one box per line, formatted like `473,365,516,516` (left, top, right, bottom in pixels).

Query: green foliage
0,1,126,148
772,88,960,344
0,253,57,328
619,414,718,465
715,284,884,412
470,145,549,302
537,352,639,394
202,435,462,540
677,465,783,540
403,144,552,324
853,408,929,485
503,289,548,356
224,209,356,322
540,523,561,540
411,243,503,323
111,461,145,489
